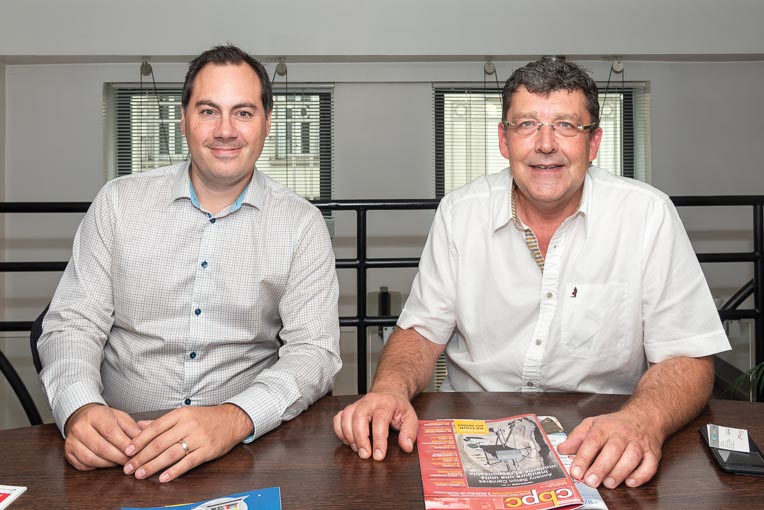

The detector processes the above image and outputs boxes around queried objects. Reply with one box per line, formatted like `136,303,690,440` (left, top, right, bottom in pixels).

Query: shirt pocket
559,282,628,360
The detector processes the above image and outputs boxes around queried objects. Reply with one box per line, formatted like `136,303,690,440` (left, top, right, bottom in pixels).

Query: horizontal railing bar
697,252,759,263
336,258,421,269
671,196,764,207
0,202,90,213
2,196,764,213
0,262,68,272
0,321,34,332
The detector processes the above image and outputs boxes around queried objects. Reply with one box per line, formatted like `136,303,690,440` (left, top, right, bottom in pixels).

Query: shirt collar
170,160,265,213
491,168,514,232
500,166,593,236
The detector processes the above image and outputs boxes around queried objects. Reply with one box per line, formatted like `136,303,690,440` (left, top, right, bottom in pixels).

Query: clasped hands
334,392,664,489
64,402,253,482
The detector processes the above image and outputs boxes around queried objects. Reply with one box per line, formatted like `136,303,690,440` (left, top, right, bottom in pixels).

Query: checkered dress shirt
39,161,341,440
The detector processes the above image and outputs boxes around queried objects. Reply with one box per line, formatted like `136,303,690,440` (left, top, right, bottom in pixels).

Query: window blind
105,83,334,201
433,82,651,197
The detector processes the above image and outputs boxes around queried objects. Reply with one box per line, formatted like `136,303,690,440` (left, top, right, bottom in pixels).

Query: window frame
433,83,649,198
104,83,334,202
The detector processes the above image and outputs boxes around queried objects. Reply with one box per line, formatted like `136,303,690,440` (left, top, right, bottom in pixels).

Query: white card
707,424,750,453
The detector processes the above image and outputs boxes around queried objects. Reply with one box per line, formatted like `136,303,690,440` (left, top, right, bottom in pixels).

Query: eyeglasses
503,120,597,137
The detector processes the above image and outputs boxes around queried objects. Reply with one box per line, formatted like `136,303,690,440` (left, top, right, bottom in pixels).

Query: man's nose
214,114,237,139
534,124,558,153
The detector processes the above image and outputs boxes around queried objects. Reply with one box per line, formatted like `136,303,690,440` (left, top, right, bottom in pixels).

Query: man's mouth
208,146,244,157
530,164,564,170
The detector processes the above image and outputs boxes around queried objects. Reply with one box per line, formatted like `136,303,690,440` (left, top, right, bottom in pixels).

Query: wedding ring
179,440,189,455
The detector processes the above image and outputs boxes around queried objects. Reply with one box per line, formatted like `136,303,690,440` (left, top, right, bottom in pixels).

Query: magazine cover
120,486,281,510
417,414,583,510
538,416,608,510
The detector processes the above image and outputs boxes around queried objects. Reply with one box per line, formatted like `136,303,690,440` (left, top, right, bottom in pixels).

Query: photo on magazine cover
456,416,566,488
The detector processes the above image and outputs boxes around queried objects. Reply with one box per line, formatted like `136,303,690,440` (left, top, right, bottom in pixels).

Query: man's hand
123,404,253,483
64,403,143,471
333,391,419,461
557,410,663,489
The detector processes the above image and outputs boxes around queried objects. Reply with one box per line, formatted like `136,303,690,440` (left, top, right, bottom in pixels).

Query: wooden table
1,393,762,509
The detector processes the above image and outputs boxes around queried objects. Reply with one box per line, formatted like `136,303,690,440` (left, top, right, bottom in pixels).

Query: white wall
2,1,764,427
1,1,763,58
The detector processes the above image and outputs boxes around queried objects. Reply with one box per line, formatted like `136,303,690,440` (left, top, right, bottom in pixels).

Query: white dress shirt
39,161,341,438
398,166,730,394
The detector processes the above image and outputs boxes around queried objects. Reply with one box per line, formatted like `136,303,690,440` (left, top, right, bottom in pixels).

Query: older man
334,59,729,490
39,45,340,482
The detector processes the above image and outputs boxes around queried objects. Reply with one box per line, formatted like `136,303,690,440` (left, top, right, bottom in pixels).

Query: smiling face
181,63,271,199
498,86,602,219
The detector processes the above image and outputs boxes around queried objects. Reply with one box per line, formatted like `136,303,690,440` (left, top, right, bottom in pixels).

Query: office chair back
30,304,49,374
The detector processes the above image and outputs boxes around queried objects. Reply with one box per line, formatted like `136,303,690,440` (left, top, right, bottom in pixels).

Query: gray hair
501,59,599,129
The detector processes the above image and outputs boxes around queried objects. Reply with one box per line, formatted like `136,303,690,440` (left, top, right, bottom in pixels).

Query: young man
39,45,341,482
334,59,730,490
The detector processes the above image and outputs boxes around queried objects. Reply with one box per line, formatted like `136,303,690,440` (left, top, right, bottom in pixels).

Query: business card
706,424,750,453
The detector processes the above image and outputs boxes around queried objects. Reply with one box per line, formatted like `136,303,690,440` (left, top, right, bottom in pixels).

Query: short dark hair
182,44,273,114
501,59,599,130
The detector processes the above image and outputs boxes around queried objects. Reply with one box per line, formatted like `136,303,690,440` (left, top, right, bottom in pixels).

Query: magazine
0,486,27,510
538,416,608,510
417,414,583,510
120,487,281,510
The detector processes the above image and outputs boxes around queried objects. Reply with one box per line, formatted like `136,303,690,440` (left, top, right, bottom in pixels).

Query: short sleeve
397,200,458,344
641,198,730,362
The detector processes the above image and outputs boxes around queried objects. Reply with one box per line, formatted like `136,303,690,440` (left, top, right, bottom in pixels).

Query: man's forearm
622,355,714,441
370,327,445,400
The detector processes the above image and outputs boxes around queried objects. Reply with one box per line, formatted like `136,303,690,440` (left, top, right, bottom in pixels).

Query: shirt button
194,308,201,316
527,382,534,387
201,260,208,269
184,398,191,405
210,218,216,224
190,352,197,359
545,292,553,299
535,339,542,346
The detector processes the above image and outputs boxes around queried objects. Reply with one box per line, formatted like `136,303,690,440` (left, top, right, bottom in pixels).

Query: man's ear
180,108,187,137
498,122,510,160
587,127,603,162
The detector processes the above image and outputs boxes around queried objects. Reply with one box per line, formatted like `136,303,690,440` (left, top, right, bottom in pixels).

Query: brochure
121,487,281,510
0,485,27,510
417,414,583,509
538,416,608,510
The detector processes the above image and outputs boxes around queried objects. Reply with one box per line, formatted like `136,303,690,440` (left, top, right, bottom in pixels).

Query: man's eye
236,111,253,118
200,109,215,116
556,121,575,130
518,120,536,128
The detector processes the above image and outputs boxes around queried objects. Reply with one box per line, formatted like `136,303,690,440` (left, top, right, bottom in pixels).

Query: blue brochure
121,487,281,510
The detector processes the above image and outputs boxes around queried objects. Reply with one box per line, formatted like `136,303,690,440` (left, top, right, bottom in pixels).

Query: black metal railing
1,196,762,426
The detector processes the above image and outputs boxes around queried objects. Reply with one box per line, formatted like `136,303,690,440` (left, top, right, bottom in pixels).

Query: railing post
356,207,368,394
754,204,763,402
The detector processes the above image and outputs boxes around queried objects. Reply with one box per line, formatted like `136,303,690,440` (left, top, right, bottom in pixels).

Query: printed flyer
121,487,281,510
417,414,582,510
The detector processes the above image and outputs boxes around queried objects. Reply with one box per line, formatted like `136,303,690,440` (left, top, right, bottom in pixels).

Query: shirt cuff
52,381,107,436
224,384,286,443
